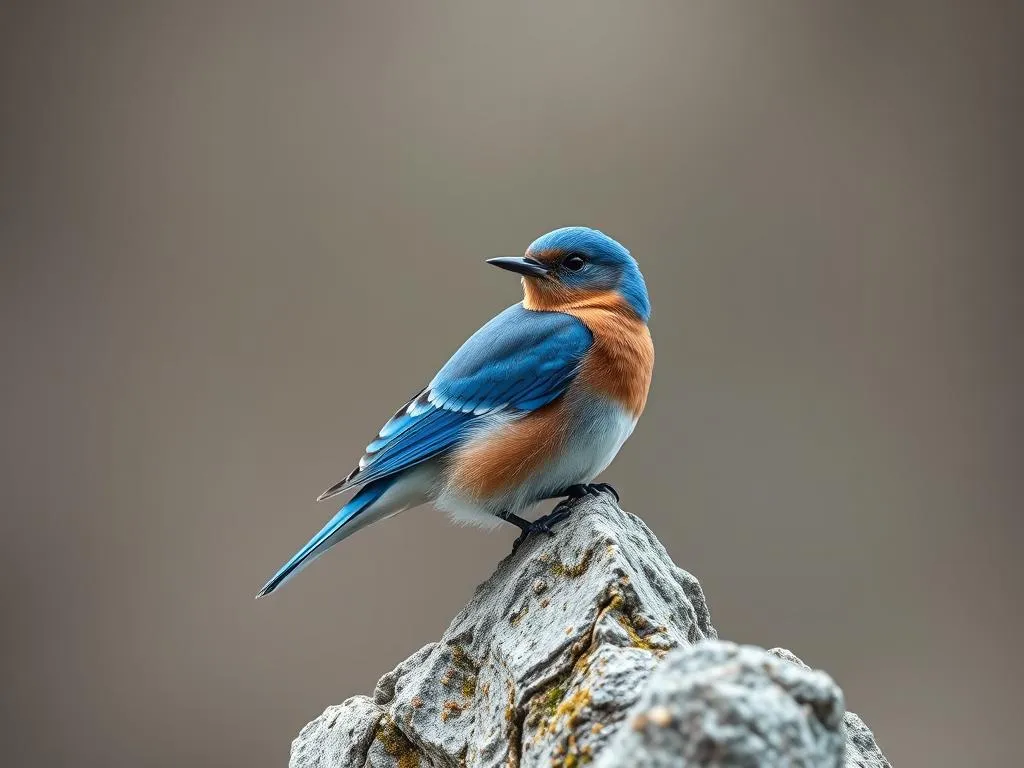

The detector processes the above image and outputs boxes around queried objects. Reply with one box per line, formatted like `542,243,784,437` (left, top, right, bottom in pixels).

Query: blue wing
317,304,592,500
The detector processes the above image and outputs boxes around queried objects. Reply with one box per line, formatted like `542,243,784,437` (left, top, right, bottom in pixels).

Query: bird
256,226,653,597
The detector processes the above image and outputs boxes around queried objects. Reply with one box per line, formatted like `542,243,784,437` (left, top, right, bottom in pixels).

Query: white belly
435,397,638,526
533,400,637,497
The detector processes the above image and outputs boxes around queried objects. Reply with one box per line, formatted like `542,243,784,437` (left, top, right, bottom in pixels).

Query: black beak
486,256,551,278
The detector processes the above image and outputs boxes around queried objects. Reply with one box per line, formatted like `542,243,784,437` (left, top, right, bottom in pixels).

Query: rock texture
766,648,890,768
595,643,889,768
289,495,890,767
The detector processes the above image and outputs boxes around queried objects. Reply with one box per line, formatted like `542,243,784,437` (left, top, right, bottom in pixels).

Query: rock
767,648,892,768
288,494,890,767
289,697,387,768
596,642,890,767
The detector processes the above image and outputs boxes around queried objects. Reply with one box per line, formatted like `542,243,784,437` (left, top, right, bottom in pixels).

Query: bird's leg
498,483,621,550
496,510,535,532
523,483,621,543
497,510,563,550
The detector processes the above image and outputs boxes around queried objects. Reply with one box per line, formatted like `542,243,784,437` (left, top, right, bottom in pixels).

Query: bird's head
487,227,650,321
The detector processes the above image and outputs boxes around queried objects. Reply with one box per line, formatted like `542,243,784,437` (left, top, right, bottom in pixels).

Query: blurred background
2,2,1022,766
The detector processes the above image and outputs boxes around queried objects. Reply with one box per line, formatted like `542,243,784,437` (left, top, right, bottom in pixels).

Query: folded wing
317,304,593,500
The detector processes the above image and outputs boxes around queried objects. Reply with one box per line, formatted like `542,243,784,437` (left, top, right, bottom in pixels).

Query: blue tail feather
256,478,395,598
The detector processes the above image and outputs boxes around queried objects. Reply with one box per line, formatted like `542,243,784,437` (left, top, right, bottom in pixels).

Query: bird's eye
563,254,586,272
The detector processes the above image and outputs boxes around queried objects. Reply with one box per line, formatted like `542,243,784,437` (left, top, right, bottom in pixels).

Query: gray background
2,2,1021,766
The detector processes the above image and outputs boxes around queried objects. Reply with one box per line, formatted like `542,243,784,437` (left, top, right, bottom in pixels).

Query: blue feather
526,226,650,321
318,304,592,497
256,477,397,597
359,409,473,479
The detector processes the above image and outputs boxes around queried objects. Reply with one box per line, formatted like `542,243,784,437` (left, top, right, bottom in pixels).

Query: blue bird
257,227,653,597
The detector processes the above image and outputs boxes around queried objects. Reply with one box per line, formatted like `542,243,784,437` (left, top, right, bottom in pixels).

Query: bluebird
257,227,653,597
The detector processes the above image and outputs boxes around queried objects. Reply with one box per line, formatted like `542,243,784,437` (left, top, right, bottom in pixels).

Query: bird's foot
500,484,619,551
554,483,620,514
541,483,620,534
499,509,571,551
511,511,572,550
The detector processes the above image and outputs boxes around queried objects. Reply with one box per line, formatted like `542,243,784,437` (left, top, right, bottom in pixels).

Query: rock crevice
288,496,890,767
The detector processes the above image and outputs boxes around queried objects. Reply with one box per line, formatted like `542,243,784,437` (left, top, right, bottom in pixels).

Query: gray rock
289,494,890,767
596,641,885,767
768,648,892,768
289,697,387,768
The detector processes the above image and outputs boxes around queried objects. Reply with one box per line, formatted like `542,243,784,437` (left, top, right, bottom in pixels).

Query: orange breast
448,289,653,501
446,398,570,499
524,287,654,417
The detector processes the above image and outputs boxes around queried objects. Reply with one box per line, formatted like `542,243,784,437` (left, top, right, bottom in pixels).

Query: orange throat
523,283,654,417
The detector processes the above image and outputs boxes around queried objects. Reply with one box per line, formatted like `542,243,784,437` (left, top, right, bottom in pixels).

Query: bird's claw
511,508,573,550
562,482,620,505
508,484,620,551
551,483,619,517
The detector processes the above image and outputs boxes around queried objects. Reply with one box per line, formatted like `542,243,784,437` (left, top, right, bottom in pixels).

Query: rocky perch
289,495,890,767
